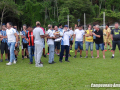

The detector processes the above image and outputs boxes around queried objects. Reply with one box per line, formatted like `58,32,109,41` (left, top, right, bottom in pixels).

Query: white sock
112,54,114,57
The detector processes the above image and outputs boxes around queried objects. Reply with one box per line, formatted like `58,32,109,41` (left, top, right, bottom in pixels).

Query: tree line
0,0,120,29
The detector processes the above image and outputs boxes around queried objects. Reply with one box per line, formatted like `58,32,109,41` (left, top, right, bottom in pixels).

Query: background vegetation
0,0,120,28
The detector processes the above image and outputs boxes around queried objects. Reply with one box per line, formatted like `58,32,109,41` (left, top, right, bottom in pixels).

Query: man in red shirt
25,26,34,64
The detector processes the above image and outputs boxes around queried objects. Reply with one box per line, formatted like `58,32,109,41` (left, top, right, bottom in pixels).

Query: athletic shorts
70,41,73,45
54,41,60,50
104,38,111,43
23,43,28,49
112,40,120,50
1,42,8,54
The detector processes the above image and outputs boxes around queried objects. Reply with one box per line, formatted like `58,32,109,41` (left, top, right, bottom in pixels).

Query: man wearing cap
33,21,46,67
59,25,70,62
73,25,85,58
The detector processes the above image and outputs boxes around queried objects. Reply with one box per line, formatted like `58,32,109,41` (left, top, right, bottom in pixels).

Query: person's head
23,24,27,30
59,24,62,28
93,25,96,29
64,25,68,30
88,24,92,30
48,24,52,30
95,25,99,31
36,21,41,27
2,24,6,30
54,26,58,31
7,22,13,29
78,25,83,30
115,22,119,29
14,25,17,30
27,26,33,32
69,27,72,30
106,23,109,29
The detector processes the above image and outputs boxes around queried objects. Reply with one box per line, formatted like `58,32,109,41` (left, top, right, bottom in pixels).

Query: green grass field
0,43,120,90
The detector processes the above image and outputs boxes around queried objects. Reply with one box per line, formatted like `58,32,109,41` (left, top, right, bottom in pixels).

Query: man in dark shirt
93,25,105,59
111,22,120,58
25,26,34,64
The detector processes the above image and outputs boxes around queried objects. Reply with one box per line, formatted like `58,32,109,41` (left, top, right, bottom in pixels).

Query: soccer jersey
85,30,93,42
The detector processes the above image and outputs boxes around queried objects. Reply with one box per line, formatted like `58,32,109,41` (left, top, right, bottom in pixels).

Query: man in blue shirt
58,24,63,33
21,24,29,59
0,24,8,62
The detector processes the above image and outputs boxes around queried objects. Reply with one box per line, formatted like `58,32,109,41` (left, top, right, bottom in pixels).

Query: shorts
112,40,120,50
96,43,104,51
104,38,111,43
85,41,93,51
75,41,83,50
42,39,45,48
1,42,8,54
23,43,28,49
54,41,60,50
70,41,73,45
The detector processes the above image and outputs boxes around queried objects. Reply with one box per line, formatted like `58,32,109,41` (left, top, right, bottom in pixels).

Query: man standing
103,24,112,51
59,25,70,62
85,25,94,58
111,22,120,58
69,27,74,50
25,26,34,64
73,25,85,58
33,21,45,67
54,26,61,56
0,24,8,62
93,25,105,59
47,25,56,64
5,22,18,65
21,24,29,59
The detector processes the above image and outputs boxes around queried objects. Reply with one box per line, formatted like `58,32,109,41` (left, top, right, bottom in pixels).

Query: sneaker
91,56,94,58
68,54,71,57
85,56,88,58
22,56,24,59
5,59,9,61
52,61,56,63
6,62,12,65
59,60,62,63
43,55,47,57
29,62,33,64
63,55,65,57
36,64,43,67
80,55,82,58
65,60,70,62
49,62,54,64
0,59,3,62
104,50,107,51
74,55,76,58
47,53,49,55
111,56,114,59
13,60,16,64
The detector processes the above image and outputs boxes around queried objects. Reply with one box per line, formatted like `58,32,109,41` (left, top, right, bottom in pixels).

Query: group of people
0,21,120,67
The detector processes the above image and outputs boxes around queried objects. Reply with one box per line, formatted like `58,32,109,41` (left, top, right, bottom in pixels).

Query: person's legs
49,45,52,63
65,45,69,61
96,44,99,58
100,43,105,58
59,45,65,61
90,42,93,57
80,42,83,56
104,42,107,50
5,43,8,60
34,44,37,65
1,42,4,60
57,42,60,55
51,45,54,62
112,41,116,57
9,42,16,63
28,46,33,63
75,41,78,56
85,42,89,56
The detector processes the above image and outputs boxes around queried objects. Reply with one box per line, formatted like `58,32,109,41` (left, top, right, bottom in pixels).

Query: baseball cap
64,25,68,27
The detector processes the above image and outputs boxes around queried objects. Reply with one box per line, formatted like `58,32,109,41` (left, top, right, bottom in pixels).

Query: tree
0,0,21,28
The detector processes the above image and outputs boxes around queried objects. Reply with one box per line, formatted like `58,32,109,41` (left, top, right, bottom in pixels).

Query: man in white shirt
73,25,85,58
69,27,74,50
47,25,56,64
33,21,45,67
3,22,18,65
59,25,71,62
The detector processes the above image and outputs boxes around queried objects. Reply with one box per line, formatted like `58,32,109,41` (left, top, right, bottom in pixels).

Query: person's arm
107,28,110,39
83,35,85,43
25,33,29,42
14,33,18,47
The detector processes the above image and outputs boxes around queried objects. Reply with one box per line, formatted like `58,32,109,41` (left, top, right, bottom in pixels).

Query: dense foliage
0,0,120,28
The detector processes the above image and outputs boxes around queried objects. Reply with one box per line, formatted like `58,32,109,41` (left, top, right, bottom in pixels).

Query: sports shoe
13,60,16,64
74,55,76,58
6,62,12,65
47,53,49,55
111,56,114,59
80,55,82,58
91,56,94,58
85,56,88,58
36,64,43,67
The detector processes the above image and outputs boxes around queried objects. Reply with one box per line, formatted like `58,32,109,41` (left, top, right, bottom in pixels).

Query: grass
0,43,120,90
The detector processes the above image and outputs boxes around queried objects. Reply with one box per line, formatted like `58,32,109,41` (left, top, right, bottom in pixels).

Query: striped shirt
26,31,34,46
